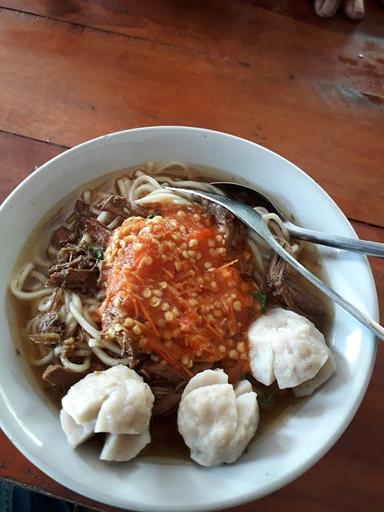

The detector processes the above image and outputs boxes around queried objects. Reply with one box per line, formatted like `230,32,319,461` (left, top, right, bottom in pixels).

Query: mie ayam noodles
10,162,336,466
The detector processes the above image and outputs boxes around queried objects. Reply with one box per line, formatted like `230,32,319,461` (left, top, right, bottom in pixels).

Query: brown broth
8,163,332,461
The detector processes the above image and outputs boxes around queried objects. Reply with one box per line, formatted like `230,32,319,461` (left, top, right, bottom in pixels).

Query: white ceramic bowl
0,127,378,511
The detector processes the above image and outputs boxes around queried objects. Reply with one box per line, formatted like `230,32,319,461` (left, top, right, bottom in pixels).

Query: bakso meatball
60,409,95,448
292,351,337,397
177,370,259,466
248,307,334,391
100,430,151,462
60,365,154,461
62,365,153,433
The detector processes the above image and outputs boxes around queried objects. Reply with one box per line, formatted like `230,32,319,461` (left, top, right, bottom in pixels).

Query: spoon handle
286,223,384,258
266,234,384,341
166,187,383,342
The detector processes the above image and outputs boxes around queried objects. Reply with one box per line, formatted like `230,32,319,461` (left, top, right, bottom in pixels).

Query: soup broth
9,162,332,461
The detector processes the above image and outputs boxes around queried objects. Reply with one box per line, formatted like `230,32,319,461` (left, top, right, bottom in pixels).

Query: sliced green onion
252,290,267,312
89,245,104,260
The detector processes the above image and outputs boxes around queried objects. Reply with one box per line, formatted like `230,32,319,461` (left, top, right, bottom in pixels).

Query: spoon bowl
212,181,384,258
212,181,286,218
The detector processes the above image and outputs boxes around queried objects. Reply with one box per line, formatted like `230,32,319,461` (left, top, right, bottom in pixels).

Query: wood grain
2,1,384,94
0,1,383,510
0,131,65,203
0,132,383,512
0,6,383,227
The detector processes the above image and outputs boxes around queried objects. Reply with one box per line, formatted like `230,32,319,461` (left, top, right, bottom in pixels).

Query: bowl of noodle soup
0,127,377,511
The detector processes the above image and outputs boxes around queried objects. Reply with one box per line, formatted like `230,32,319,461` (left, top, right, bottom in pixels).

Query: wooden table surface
0,1,383,511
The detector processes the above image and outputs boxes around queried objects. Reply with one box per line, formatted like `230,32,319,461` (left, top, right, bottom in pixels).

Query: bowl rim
0,125,378,511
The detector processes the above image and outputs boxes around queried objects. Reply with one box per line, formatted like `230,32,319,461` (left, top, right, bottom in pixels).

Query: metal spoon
211,182,384,258
167,186,384,342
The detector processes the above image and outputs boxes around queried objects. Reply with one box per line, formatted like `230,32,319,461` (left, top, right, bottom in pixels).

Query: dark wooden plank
354,222,384,325
1,1,383,97
0,133,383,511
0,132,65,203
0,8,383,226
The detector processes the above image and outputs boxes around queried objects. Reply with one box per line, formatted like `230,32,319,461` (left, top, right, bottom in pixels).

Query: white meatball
178,370,259,466
100,430,151,462
182,367,228,396
60,409,95,448
95,379,154,434
234,379,253,397
293,350,336,397
248,308,330,389
62,366,145,425
220,391,259,464
60,365,154,462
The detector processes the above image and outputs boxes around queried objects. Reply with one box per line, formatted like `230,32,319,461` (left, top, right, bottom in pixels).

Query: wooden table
1,1,383,511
